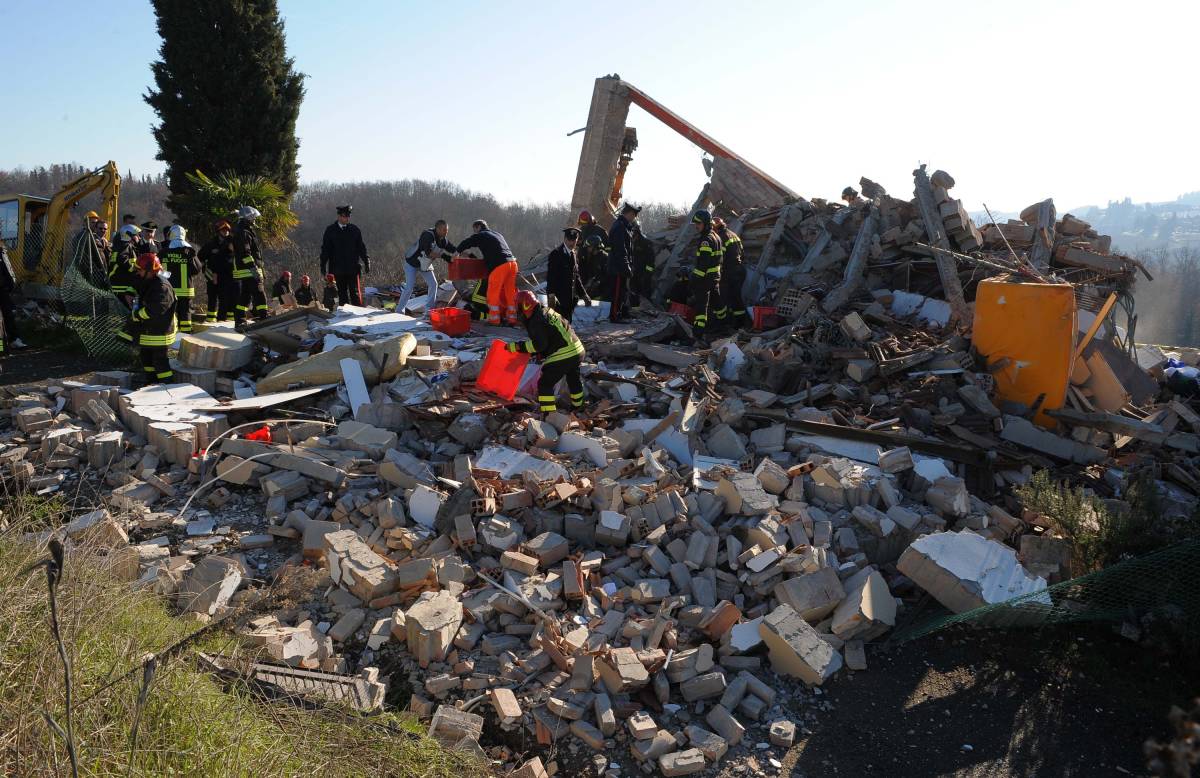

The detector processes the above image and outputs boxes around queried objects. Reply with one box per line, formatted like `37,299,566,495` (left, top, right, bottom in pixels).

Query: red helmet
282,270,292,279
577,209,592,225
325,273,335,283
300,274,310,284
136,253,161,274
515,290,539,317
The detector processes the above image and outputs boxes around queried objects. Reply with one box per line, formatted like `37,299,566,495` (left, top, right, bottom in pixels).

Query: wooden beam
1071,292,1118,365
913,165,969,327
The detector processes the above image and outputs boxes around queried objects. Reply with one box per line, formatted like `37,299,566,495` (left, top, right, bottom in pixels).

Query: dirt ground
782,624,1192,777
0,345,115,387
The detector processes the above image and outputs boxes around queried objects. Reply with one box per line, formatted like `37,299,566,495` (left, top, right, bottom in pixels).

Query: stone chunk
830,568,895,641
774,567,846,622
769,719,796,748
406,590,464,667
897,530,1047,614
685,725,729,761
754,457,790,494
680,671,726,702
324,529,397,602
599,647,649,694
659,749,706,776
526,531,569,566
705,704,745,746
62,508,128,549
759,603,843,685
328,608,366,642
178,555,242,615
706,423,748,461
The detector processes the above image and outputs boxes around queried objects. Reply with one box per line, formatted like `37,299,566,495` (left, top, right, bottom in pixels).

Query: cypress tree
145,0,305,230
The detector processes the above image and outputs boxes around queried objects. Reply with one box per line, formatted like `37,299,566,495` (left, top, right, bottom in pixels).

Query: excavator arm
37,161,121,288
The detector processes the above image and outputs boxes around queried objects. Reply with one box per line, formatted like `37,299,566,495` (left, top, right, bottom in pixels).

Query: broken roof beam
913,164,970,327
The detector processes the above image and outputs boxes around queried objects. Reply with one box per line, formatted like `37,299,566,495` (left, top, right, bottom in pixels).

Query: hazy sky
3,0,1197,213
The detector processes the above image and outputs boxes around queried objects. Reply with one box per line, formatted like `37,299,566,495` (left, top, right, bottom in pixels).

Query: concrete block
759,603,843,685
830,568,895,641
774,567,846,622
897,530,1047,614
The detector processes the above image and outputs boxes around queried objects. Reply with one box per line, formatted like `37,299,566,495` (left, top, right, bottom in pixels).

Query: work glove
505,342,520,353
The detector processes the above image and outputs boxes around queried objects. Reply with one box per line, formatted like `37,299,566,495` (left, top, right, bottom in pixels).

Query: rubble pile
6,162,1199,776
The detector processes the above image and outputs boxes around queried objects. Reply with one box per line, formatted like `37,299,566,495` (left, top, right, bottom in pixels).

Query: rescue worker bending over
399,219,456,315
713,216,745,330
272,270,293,303
295,274,315,305
199,220,236,322
130,254,178,386
546,227,589,324
232,206,267,324
320,205,369,306
456,220,518,326
688,209,722,342
507,290,586,414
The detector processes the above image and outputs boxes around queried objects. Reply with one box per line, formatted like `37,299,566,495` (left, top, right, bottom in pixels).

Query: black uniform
199,234,236,322
271,276,292,303
295,284,315,305
578,223,608,296
109,234,139,301
514,305,586,414
715,226,745,329
606,215,635,322
545,242,587,323
632,226,656,303
131,271,178,385
0,246,18,351
689,226,723,338
320,222,369,306
232,220,267,323
467,276,490,321
161,242,202,333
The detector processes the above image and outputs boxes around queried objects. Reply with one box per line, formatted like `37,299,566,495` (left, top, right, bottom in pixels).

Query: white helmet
166,224,187,242
118,224,141,238
238,206,261,221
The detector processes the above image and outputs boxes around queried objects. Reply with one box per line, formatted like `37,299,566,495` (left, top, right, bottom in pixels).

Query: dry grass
0,497,487,777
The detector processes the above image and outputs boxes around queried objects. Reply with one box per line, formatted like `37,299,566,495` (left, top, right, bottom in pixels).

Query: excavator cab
0,194,51,277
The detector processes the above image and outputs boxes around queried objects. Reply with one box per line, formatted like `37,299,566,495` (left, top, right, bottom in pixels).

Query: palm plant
179,170,299,247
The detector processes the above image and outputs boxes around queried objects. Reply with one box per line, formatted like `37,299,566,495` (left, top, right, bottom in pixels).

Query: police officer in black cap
546,227,590,324
320,205,370,306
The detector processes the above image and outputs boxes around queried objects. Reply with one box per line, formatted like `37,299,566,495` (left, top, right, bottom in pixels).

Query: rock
769,719,796,748
324,529,397,602
774,567,846,622
759,603,843,685
706,424,748,461
178,555,242,615
406,590,464,667
897,530,1047,614
659,748,706,776
830,568,895,641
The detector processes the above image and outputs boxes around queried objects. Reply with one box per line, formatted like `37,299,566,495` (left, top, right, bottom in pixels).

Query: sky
2,0,1198,213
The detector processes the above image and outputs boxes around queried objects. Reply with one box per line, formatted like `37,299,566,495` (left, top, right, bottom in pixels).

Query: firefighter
576,209,608,296
546,227,589,323
320,205,370,306
631,223,656,305
160,225,201,334
322,273,339,310
400,219,456,315
506,290,586,415
606,203,639,322
232,206,267,324
109,224,141,310
271,270,293,303
456,220,518,326
712,216,745,330
199,220,236,322
130,253,178,386
295,274,315,305
688,209,722,342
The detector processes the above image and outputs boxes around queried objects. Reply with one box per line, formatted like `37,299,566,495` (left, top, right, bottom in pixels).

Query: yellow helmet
85,210,100,219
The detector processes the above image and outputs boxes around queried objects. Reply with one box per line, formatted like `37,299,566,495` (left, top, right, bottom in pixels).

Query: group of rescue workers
68,198,747,416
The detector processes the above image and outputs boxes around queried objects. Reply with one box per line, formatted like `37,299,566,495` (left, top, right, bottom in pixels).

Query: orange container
476,339,531,400
430,306,470,336
973,279,1076,428
448,257,487,280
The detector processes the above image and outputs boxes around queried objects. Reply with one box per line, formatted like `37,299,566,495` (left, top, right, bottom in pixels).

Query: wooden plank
1071,292,1118,365
913,165,969,326
747,202,799,302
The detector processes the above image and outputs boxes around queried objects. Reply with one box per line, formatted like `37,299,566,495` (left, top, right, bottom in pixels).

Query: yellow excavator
0,160,120,299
